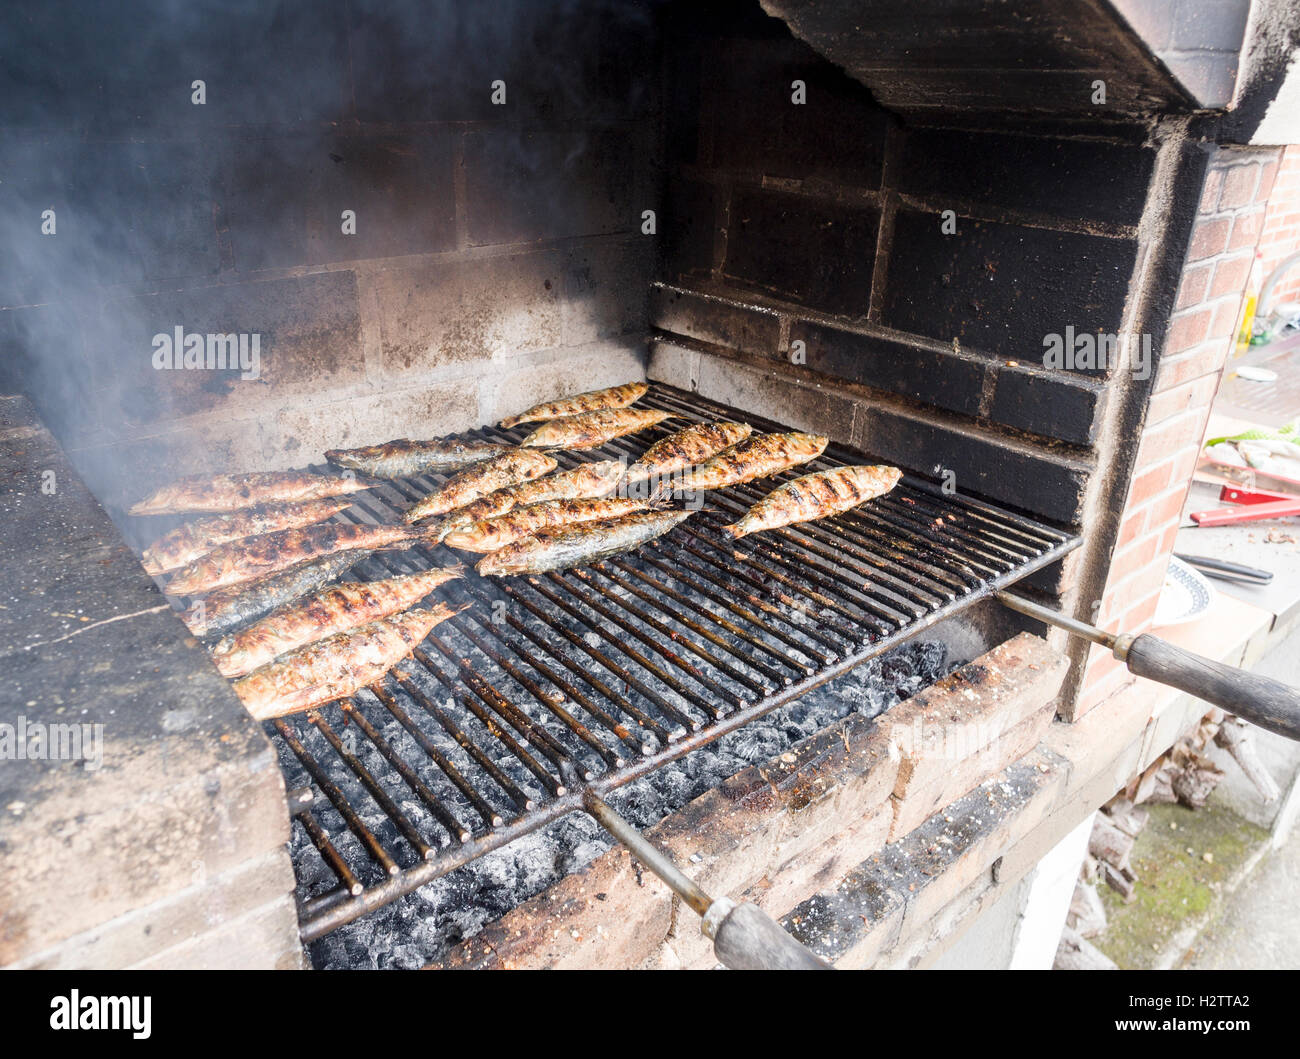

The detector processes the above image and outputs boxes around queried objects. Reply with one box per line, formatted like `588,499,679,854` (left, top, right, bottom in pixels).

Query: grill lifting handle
584,791,829,970
997,592,1300,741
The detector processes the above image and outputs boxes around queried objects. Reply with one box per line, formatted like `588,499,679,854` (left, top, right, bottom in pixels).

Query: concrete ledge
0,395,299,968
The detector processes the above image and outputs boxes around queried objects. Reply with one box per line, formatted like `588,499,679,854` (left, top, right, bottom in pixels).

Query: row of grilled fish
127,381,902,722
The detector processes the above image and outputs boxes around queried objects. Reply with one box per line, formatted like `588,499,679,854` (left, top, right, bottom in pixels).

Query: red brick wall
1076,148,1282,716
1257,145,1300,310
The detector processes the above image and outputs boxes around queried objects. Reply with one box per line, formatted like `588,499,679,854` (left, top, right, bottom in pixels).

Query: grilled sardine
211,566,464,678
181,551,367,638
476,509,693,576
500,381,648,428
433,460,627,539
140,498,353,575
165,521,428,596
722,465,903,539
233,604,464,720
625,421,753,484
519,408,673,450
325,437,511,478
403,449,556,523
130,470,369,515
443,497,649,553
673,432,828,493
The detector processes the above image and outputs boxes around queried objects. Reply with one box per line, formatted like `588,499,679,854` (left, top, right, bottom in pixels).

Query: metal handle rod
996,591,1300,741
583,790,829,969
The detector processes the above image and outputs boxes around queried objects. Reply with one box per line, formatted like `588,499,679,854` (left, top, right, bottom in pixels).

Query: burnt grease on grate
263,382,1077,946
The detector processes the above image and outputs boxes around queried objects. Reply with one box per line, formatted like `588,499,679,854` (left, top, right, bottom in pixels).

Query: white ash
293,638,950,969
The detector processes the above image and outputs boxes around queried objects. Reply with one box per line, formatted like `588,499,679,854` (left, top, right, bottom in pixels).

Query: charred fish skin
233,603,465,721
624,420,753,484
432,459,628,541
672,432,829,493
500,381,648,429
403,449,556,523
140,498,353,575
722,465,903,539
181,550,367,638
442,496,649,553
130,470,369,516
325,437,511,478
163,521,425,597
518,408,674,450
476,509,693,576
211,566,464,678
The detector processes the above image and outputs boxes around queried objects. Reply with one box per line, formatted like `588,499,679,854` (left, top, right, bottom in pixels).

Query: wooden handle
708,901,830,970
1124,634,1300,741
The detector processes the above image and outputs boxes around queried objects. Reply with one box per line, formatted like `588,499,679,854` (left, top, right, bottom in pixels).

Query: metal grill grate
269,383,1079,939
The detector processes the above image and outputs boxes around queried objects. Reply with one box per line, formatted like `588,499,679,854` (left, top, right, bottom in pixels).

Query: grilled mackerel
130,471,370,516
140,498,353,575
181,551,367,638
519,408,673,450
476,510,693,576
433,460,627,539
443,497,649,553
233,605,464,720
165,521,428,596
673,432,828,493
721,465,903,539
211,566,464,678
325,437,511,478
625,420,753,484
403,449,556,523
500,381,648,429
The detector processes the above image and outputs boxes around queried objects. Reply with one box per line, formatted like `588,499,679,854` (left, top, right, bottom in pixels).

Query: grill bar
252,383,1079,941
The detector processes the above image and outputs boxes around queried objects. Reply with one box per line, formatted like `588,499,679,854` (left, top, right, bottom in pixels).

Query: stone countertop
0,393,293,967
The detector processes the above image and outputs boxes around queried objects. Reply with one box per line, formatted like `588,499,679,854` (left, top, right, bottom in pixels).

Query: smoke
0,0,666,510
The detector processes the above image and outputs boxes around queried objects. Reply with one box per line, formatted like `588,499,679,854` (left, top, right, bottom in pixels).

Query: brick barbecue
2,0,1299,969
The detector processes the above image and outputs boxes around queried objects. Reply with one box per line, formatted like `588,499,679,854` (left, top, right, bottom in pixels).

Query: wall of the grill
647,0,1179,528
0,0,662,511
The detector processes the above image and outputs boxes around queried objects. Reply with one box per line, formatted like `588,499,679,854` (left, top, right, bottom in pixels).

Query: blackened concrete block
660,177,719,279
92,271,365,430
221,131,457,272
789,320,987,418
650,283,783,358
723,186,879,317
705,37,889,187
880,209,1138,363
559,239,655,347
464,126,641,246
989,368,1107,446
896,128,1155,228
858,403,1092,525
371,251,563,373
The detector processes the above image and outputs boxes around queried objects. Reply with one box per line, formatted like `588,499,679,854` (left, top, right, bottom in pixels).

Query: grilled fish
443,497,649,553
130,470,370,516
140,498,353,575
181,551,368,638
211,566,464,678
403,449,556,523
165,521,429,596
433,459,627,539
233,604,465,720
324,437,511,478
519,408,674,450
476,509,693,576
721,465,903,539
625,420,753,484
672,432,828,493
500,381,648,428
